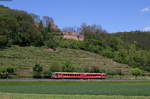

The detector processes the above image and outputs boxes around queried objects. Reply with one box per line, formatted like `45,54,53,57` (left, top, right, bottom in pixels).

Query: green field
0,81,150,96
0,93,150,99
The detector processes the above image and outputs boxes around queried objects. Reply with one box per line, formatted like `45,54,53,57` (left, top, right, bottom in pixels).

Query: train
51,72,108,79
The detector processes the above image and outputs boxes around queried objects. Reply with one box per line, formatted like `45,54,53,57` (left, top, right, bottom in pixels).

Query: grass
0,81,150,96
0,93,150,99
0,46,130,75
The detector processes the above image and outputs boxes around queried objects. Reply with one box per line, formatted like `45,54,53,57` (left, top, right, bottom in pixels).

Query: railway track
0,78,150,82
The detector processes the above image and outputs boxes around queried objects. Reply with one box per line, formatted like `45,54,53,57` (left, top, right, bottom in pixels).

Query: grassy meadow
0,81,150,96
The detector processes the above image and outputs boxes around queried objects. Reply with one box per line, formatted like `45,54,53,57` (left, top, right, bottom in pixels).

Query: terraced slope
0,46,130,74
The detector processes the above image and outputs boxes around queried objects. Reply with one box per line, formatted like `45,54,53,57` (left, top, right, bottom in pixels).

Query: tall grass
0,93,149,99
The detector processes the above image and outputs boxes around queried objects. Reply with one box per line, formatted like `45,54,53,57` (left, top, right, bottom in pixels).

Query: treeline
0,5,150,72
115,31,150,50
0,5,61,48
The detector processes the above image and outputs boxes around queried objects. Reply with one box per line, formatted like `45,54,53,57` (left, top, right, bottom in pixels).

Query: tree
131,68,142,79
33,64,43,72
30,13,40,23
0,6,43,46
42,16,54,27
33,64,43,78
107,37,123,51
42,16,61,33
80,24,107,40
44,37,58,50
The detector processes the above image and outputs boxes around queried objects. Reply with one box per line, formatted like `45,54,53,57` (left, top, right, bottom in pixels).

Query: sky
0,0,150,33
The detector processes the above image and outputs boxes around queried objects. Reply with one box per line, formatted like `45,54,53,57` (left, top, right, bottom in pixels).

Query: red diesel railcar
51,72,107,79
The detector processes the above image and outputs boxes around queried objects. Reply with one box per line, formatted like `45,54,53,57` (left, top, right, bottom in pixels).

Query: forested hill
114,31,150,50
0,5,60,47
0,5,150,74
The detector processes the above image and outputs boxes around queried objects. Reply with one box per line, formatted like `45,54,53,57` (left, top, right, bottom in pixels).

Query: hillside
0,5,149,77
0,46,130,76
114,31,150,50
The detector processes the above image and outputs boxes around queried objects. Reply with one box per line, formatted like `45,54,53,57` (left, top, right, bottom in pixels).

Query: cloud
141,7,150,12
144,27,150,31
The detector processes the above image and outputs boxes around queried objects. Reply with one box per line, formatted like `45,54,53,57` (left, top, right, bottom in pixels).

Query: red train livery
51,72,107,79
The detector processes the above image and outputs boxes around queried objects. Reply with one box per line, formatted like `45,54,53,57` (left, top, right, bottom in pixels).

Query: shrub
44,37,58,49
0,35,8,48
32,64,43,78
0,66,15,79
131,68,142,79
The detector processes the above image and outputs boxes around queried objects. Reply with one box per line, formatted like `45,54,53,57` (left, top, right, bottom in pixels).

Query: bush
44,37,58,49
0,66,15,79
32,64,43,78
0,35,8,48
131,68,142,79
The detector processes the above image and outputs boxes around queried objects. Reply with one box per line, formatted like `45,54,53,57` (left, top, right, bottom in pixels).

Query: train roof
53,72,106,74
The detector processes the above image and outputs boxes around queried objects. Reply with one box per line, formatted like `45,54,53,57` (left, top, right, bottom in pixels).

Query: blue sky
0,0,150,33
